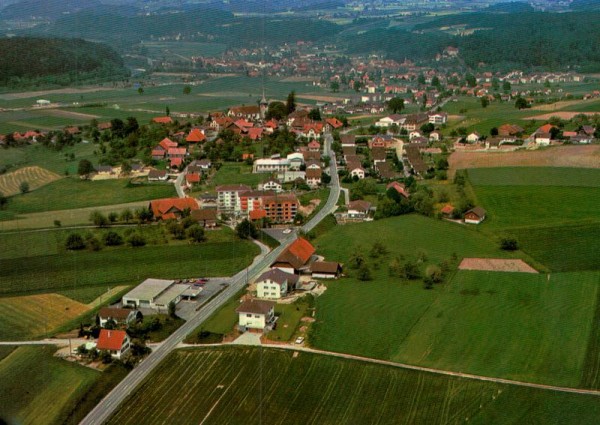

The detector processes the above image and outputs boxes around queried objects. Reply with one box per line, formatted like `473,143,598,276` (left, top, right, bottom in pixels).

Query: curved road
80,135,340,425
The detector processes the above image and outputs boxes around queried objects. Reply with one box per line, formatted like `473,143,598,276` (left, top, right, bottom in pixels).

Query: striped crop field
0,166,61,196
108,346,600,425
0,293,90,340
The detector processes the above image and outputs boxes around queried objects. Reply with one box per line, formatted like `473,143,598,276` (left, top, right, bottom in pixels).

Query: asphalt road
80,135,340,425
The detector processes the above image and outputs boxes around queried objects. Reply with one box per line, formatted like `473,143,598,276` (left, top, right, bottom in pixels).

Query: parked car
295,336,305,344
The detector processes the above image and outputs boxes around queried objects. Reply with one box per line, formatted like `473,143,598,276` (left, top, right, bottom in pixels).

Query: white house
305,168,322,188
286,152,305,170
535,132,552,146
375,114,404,128
409,131,422,140
253,158,291,173
236,299,275,330
466,132,481,143
255,269,299,299
96,329,130,359
347,200,372,219
428,113,448,125
259,178,283,193
347,163,365,179
429,131,442,142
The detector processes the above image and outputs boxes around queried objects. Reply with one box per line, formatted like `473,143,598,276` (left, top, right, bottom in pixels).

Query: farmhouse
96,329,130,359
149,198,199,220
272,237,316,274
311,261,342,279
464,207,487,224
98,307,142,328
148,169,168,181
236,299,275,331
347,200,372,219
190,208,218,228
255,269,299,299
122,278,189,312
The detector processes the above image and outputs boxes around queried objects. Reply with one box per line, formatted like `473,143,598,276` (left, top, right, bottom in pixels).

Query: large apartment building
262,193,299,223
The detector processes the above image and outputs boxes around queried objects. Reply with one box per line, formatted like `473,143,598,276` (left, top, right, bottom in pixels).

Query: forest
0,37,129,88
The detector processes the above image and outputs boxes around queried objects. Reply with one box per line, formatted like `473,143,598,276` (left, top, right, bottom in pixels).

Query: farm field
0,293,90,340
472,185,600,229
0,166,61,196
4,178,176,214
0,142,97,175
392,271,599,388
463,167,600,272
510,223,600,272
0,229,259,297
107,346,600,425
0,345,99,425
448,145,600,177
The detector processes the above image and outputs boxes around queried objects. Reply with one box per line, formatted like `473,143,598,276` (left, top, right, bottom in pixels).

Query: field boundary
180,344,600,397
459,258,538,273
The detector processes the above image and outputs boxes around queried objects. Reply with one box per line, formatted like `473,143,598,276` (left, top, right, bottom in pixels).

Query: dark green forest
0,37,129,88
346,11,600,71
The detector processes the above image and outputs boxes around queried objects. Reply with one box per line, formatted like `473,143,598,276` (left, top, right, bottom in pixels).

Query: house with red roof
271,237,316,274
152,116,173,124
96,329,130,359
149,198,199,221
246,127,264,141
386,181,409,198
186,128,206,143
308,140,321,152
325,117,343,131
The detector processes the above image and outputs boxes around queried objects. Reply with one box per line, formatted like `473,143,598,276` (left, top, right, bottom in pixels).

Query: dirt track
525,111,600,121
449,145,600,177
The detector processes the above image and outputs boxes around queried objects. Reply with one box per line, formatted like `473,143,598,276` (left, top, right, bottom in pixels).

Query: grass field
0,345,99,425
466,167,600,271
0,166,62,196
266,296,313,342
107,346,600,425
209,162,265,188
0,293,90,340
0,229,259,297
5,178,176,213
0,143,97,175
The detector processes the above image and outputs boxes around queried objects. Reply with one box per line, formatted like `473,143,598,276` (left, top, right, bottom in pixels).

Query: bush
103,231,124,246
128,233,146,247
357,263,372,281
65,233,86,250
187,225,206,243
500,236,519,251
19,181,29,194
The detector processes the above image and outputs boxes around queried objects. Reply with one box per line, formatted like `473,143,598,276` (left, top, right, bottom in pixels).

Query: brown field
0,86,115,100
0,166,62,196
449,145,600,177
43,109,100,120
525,111,600,121
280,76,316,82
459,258,538,273
296,94,345,103
0,293,90,339
530,99,594,111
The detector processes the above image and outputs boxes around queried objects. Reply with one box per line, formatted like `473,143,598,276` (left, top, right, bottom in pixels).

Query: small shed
311,261,342,279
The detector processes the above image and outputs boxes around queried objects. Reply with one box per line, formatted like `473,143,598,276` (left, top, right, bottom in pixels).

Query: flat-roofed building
122,278,189,312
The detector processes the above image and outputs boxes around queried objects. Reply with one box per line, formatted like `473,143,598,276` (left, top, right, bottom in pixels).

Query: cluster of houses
237,237,342,332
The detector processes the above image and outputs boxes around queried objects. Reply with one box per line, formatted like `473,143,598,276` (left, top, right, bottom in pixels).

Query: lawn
266,296,313,342
107,346,600,425
209,162,265,189
0,345,99,425
6,177,176,213
184,290,244,343
0,293,90,340
0,231,259,297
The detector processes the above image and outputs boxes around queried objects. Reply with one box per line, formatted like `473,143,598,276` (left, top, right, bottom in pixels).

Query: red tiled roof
308,140,320,148
538,123,555,134
150,197,199,219
441,204,454,215
159,137,177,150
186,128,206,143
186,173,201,183
168,147,187,156
97,329,127,351
153,116,173,124
249,209,267,220
326,117,343,129
247,127,263,140
274,237,315,270
170,157,183,167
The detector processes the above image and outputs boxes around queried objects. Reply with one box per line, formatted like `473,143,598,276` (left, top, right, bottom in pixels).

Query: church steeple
259,89,268,120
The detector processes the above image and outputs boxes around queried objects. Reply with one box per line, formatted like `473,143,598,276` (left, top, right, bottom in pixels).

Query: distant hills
0,37,129,88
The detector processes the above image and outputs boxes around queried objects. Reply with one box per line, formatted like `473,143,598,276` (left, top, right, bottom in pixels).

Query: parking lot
175,277,232,321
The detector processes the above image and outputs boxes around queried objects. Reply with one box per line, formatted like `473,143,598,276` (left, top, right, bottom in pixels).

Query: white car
295,336,305,344
282,228,292,234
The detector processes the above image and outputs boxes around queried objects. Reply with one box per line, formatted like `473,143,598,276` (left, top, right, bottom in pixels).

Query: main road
80,136,339,425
